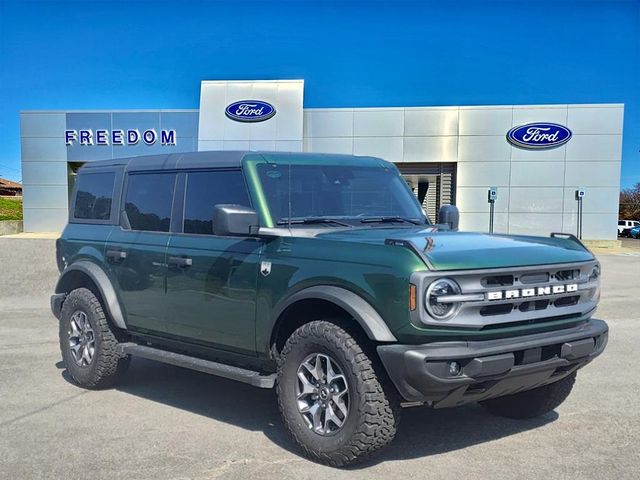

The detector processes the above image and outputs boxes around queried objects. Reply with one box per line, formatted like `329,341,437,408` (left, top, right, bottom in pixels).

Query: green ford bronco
52,151,607,466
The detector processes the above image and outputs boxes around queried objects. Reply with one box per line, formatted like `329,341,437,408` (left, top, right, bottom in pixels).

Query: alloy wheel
296,353,350,436
68,310,95,367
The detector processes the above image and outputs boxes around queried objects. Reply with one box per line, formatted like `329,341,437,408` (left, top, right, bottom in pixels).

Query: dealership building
19,80,623,239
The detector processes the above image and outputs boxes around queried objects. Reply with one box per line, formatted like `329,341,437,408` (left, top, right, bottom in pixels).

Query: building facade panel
562,187,620,214
459,211,509,233
353,109,404,137
303,110,354,138
459,107,512,136
20,113,66,138
511,144,567,162
508,213,564,236
21,185,69,209
457,162,511,187
566,134,623,161
22,208,69,233
563,212,616,240
508,187,565,213
564,161,621,187
353,136,403,163
21,137,67,161
402,136,457,163
455,187,510,213
303,137,353,155
509,161,566,187
112,112,160,132
567,105,625,135
21,161,68,186
159,111,199,137
457,136,511,162
404,108,458,136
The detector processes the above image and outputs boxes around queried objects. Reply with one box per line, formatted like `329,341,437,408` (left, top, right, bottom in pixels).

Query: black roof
80,151,250,172
78,151,387,173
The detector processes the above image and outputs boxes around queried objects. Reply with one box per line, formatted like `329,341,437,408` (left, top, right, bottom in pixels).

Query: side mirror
212,204,259,236
437,204,459,231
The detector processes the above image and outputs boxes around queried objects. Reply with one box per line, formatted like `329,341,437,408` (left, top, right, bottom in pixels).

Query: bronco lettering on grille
487,283,578,301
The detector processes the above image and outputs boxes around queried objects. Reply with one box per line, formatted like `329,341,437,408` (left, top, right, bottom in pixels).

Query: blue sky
0,0,638,186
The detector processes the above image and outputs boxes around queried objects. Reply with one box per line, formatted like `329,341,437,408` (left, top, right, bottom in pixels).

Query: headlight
588,264,601,300
425,278,462,320
588,264,601,282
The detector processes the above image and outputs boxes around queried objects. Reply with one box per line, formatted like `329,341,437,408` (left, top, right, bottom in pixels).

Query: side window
124,173,176,232
73,172,115,221
619,221,625,226
183,170,251,234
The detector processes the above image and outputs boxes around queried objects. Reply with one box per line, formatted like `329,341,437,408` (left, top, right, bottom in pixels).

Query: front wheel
276,321,400,467
481,372,577,419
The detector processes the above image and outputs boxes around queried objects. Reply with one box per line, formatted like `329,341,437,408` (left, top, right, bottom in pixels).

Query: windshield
256,162,427,226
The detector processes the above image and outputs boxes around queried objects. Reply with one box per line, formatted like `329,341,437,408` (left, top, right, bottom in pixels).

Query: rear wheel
276,320,400,467
59,288,129,389
481,373,576,419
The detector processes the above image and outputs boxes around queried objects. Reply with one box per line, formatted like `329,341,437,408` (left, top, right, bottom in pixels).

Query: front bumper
377,319,608,407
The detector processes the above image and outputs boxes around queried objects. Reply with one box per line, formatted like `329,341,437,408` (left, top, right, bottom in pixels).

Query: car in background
618,220,640,237
629,225,640,239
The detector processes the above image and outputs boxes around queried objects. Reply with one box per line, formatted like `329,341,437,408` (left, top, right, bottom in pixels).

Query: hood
315,227,594,270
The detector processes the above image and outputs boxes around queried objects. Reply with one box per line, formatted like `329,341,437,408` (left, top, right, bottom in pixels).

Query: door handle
106,249,127,261
168,256,193,268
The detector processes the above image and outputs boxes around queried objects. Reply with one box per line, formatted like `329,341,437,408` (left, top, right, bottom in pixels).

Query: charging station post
575,187,585,239
488,187,498,233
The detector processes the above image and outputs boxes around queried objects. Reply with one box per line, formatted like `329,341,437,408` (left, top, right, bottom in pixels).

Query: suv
52,152,608,466
618,219,640,237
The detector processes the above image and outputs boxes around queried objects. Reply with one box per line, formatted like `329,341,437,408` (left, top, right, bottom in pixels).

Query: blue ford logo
507,123,572,150
225,100,276,122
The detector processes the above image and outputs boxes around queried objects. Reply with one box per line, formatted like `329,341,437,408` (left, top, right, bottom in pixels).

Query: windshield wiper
360,216,423,225
276,217,351,227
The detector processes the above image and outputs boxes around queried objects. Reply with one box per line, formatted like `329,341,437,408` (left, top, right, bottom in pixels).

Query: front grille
482,275,514,287
555,295,580,307
518,299,550,312
520,272,549,284
410,260,599,329
480,304,512,316
556,269,579,281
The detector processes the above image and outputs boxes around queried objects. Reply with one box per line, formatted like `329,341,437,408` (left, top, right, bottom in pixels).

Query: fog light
448,361,461,376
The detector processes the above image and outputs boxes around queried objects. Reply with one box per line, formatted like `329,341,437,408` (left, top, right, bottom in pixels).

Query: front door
164,169,262,355
104,171,177,335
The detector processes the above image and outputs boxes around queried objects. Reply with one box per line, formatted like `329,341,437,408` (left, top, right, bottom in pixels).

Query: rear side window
124,173,176,232
183,170,251,234
73,172,115,220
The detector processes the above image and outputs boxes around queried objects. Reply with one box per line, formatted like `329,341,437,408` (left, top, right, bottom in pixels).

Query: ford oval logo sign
225,100,276,122
507,123,572,150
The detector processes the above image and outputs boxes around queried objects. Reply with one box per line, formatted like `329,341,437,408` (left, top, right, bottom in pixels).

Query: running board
117,343,276,388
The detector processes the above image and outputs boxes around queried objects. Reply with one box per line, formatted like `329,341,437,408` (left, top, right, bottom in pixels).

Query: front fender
54,260,127,330
271,285,397,342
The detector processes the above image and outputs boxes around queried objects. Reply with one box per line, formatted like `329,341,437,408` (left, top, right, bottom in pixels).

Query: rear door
104,171,178,335
164,169,262,355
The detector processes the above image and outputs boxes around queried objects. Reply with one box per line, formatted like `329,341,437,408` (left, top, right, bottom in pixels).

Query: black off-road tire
59,288,129,389
276,320,401,467
481,372,577,419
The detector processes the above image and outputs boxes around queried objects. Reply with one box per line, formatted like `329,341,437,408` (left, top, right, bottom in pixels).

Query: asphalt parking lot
0,238,638,479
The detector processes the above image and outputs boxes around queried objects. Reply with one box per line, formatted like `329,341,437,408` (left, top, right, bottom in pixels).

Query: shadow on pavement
60,356,558,466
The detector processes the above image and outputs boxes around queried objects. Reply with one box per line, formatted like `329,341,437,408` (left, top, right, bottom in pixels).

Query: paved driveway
0,238,637,479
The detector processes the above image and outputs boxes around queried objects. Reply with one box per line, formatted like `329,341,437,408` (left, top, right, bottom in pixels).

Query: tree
619,182,640,220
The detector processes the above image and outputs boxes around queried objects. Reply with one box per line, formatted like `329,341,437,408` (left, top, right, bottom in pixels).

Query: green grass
0,197,23,221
